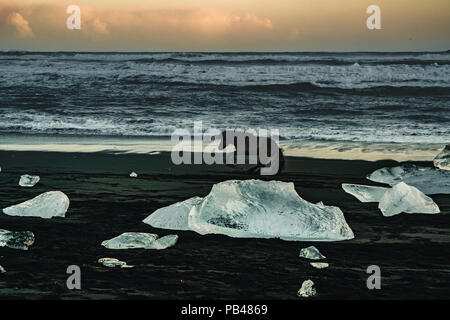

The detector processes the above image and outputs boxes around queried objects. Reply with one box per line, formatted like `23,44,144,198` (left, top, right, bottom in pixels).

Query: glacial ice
101,232,178,250
0,265,5,273
342,184,388,203
378,182,440,217
298,280,317,298
433,145,450,170
299,246,326,260
98,258,134,268
310,262,329,269
0,229,35,250
130,172,138,178
19,174,40,187
143,197,203,231
188,180,354,241
150,234,179,250
3,191,70,219
367,164,450,195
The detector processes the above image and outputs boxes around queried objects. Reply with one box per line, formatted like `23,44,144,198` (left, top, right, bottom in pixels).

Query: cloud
102,7,274,39
7,12,34,38
0,2,279,50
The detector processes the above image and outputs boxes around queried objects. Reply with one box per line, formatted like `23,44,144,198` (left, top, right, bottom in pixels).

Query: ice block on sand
188,180,354,241
433,145,450,170
367,165,450,195
3,191,69,219
378,182,440,217
101,233,178,250
342,183,388,203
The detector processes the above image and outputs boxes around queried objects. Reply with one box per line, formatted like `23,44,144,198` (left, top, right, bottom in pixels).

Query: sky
0,0,449,51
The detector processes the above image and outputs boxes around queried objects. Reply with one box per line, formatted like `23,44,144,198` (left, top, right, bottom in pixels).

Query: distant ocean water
0,51,449,144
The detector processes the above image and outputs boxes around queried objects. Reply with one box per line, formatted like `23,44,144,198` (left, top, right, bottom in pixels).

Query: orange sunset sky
0,0,449,51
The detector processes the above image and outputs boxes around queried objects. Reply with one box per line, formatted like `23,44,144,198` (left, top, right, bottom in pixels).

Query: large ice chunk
367,164,450,195
2,191,70,219
378,182,440,217
143,197,203,231
342,184,388,203
433,145,450,170
101,232,178,250
188,180,354,241
0,229,35,250
0,265,5,273
19,174,40,187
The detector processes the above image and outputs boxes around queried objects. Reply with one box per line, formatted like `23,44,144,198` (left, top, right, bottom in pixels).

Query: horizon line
2,49,450,54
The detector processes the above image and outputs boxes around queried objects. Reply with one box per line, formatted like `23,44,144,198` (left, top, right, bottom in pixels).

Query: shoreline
0,134,445,162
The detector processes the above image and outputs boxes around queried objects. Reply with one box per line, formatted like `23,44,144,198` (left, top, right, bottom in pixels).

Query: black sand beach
0,151,449,299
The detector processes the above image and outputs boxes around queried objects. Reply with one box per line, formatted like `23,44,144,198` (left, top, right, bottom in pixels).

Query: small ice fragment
101,233,157,249
342,184,388,203
130,172,138,178
3,191,70,219
433,145,450,170
19,174,40,187
310,262,329,269
378,182,440,217
297,280,317,298
299,246,326,260
120,264,134,269
143,197,203,231
0,265,6,273
101,232,178,250
98,258,134,268
0,229,35,250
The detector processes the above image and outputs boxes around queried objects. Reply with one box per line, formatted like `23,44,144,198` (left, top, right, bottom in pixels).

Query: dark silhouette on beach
217,130,285,175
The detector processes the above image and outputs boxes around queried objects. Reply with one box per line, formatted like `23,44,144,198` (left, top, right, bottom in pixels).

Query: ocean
0,51,449,159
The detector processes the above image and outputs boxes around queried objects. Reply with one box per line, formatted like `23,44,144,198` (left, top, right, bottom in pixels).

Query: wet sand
0,151,449,299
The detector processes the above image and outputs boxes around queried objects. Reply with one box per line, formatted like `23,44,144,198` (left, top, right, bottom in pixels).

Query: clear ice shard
0,229,35,250
188,180,354,241
297,280,317,298
342,184,388,203
310,262,329,269
433,145,450,170
367,164,450,195
19,174,40,187
143,197,203,231
98,258,134,268
299,246,326,260
101,232,178,250
3,191,70,219
378,182,440,217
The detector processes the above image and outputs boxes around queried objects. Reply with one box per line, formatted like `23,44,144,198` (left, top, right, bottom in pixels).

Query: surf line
181,304,215,318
